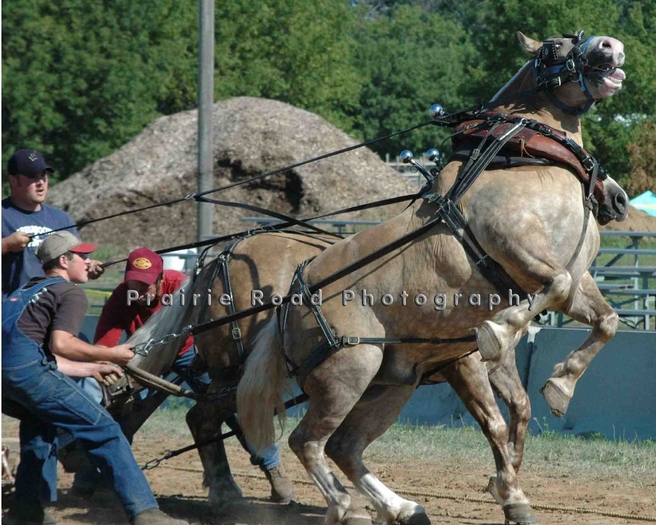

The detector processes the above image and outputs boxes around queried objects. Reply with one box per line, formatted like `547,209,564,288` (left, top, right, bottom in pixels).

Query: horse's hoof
503,503,539,524
540,379,570,418
476,321,505,361
403,513,431,525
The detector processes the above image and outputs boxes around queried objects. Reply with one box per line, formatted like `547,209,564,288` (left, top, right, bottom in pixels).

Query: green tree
2,0,197,182
350,5,485,157
626,119,656,196
213,0,363,131
2,0,362,182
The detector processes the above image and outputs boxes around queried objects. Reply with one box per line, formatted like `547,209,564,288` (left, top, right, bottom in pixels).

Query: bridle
532,30,599,116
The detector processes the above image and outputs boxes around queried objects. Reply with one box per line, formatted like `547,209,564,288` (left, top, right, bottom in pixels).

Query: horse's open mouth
603,67,625,87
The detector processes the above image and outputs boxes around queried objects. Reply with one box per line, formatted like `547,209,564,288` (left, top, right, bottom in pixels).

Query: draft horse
237,31,628,525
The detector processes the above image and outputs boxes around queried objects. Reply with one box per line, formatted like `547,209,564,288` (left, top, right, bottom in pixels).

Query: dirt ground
3,424,655,525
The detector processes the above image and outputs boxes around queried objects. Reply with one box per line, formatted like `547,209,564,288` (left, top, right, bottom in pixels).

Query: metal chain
132,325,193,357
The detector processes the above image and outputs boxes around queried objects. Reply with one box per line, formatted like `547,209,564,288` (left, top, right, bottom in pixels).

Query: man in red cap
86,247,293,503
93,247,205,391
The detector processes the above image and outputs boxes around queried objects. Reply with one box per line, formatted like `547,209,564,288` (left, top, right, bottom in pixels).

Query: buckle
581,156,595,172
342,336,360,347
565,59,576,72
232,327,242,340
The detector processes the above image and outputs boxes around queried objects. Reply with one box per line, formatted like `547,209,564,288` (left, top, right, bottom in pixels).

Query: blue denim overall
2,279,158,518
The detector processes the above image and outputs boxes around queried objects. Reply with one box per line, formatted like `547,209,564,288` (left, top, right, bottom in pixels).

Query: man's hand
111,344,135,366
2,232,31,254
93,363,124,385
87,260,105,280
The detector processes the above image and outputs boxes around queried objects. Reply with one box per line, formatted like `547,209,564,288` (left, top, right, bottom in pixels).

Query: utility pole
197,0,214,242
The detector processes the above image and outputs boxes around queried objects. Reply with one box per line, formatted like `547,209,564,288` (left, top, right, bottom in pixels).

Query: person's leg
8,365,158,520
14,418,58,503
70,377,104,495
169,347,210,395
2,400,58,523
224,414,294,503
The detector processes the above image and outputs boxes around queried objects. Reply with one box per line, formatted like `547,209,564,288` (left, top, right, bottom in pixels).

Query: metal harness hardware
132,325,193,357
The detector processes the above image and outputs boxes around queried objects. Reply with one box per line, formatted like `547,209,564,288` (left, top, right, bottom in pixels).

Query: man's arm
50,330,134,366
2,232,30,254
54,355,124,383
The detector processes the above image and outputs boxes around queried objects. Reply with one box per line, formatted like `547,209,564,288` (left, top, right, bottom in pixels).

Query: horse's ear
517,31,542,56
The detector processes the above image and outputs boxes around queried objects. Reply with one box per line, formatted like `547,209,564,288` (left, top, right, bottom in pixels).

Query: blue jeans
225,414,280,470
2,361,157,519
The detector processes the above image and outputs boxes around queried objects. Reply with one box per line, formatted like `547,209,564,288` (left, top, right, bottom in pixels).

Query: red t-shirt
94,270,193,355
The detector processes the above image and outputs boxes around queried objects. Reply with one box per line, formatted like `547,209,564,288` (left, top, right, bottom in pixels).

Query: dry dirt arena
3,419,655,525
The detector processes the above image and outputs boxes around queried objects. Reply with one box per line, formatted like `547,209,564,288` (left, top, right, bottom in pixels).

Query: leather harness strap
452,114,606,205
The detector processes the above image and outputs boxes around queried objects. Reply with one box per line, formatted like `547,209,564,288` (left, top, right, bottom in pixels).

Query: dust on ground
2,418,655,525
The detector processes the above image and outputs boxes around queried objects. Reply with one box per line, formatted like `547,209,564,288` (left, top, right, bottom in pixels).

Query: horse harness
281,111,606,391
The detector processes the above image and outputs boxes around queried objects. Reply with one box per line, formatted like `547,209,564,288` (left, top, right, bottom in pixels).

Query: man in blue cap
2,149,103,299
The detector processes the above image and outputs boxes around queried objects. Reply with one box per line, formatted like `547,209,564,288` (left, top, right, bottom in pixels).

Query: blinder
533,30,597,115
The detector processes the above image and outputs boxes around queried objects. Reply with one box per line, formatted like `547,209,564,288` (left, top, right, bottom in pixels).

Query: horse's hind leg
443,353,538,525
186,399,243,511
325,384,429,525
288,344,383,525
542,271,618,417
486,345,531,473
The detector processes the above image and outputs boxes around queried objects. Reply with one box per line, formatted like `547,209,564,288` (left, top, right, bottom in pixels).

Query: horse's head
517,31,625,114
597,175,629,225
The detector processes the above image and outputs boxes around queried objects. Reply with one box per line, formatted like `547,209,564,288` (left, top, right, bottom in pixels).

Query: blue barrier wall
82,315,656,439
398,327,656,440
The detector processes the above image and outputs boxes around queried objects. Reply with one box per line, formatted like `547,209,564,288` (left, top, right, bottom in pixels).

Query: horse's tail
237,316,288,453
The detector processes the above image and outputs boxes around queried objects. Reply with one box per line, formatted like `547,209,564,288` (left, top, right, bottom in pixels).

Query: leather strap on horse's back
453,116,605,205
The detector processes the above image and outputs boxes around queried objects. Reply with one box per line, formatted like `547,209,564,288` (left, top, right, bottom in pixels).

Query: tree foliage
2,0,654,195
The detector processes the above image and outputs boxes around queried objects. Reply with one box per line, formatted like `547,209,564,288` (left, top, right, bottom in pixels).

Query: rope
155,465,656,522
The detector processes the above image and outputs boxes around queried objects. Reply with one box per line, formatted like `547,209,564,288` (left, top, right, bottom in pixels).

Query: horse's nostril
602,40,612,49
614,193,628,212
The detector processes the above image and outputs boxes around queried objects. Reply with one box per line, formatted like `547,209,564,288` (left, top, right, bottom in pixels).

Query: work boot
262,464,295,503
5,503,56,525
130,508,189,525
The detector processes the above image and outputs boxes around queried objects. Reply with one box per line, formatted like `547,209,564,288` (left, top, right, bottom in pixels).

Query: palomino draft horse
237,31,628,525
124,232,335,506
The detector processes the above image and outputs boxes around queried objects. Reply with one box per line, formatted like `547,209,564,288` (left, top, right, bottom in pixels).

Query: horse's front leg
443,353,538,525
542,271,618,417
475,227,572,362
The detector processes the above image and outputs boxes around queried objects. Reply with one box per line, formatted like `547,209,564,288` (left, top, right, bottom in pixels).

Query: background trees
2,0,653,194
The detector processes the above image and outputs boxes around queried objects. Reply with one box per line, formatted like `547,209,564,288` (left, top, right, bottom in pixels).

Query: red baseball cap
124,247,163,285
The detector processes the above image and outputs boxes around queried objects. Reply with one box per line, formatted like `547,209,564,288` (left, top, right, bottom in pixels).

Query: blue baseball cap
7,149,54,177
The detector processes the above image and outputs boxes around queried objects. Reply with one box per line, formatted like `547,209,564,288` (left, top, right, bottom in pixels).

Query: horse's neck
492,62,584,145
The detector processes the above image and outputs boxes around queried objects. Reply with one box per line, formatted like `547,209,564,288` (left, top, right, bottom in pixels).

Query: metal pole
197,0,214,242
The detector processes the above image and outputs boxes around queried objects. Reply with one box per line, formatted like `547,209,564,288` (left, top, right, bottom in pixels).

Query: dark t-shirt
17,277,88,356
2,198,79,299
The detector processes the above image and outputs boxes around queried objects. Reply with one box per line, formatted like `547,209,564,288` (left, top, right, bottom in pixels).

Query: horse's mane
490,61,534,103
